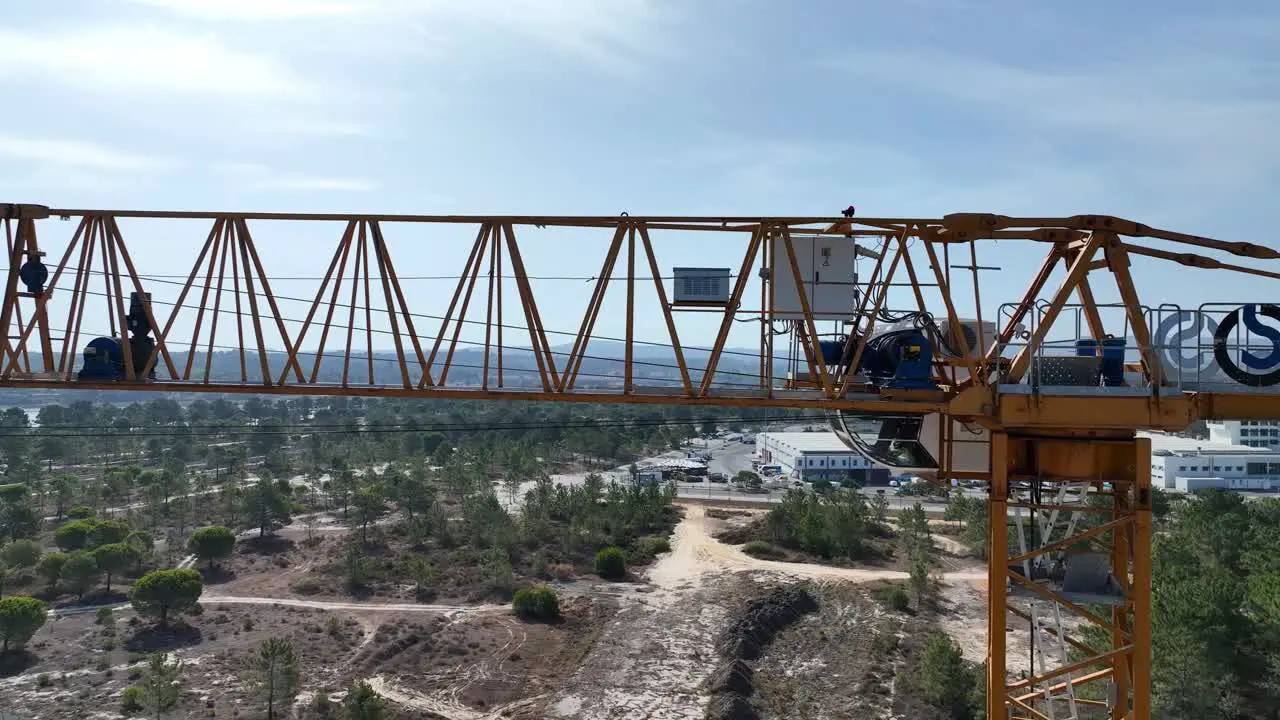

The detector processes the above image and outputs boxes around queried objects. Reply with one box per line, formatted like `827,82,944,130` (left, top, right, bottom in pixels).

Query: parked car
708,472,728,483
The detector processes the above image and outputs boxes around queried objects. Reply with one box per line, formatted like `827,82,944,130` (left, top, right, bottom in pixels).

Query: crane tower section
1,202,1279,720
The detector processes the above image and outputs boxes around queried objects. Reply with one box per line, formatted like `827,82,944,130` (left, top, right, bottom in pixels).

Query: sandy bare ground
30,503,991,720
668,504,985,584
542,504,987,720
367,669,545,719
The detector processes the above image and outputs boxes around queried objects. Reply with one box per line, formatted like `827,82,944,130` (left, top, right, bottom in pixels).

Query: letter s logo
1214,304,1280,387
1155,311,1220,378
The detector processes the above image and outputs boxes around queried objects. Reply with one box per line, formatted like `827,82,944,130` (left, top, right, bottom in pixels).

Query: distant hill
0,342,785,406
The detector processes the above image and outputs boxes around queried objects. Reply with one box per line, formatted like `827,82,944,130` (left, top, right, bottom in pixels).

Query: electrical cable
12,262,795,368
22,289,773,389
53,321,766,389
17,266,792,384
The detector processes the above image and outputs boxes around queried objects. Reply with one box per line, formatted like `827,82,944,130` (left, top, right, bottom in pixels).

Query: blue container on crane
1075,336,1126,386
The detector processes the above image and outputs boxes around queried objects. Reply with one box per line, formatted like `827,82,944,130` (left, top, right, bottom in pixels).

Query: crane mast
3,202,1279,719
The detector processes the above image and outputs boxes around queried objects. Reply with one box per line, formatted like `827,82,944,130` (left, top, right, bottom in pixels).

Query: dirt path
668,503,986,583
543,504,987,720
367,674,545,720
48,504,986,719
201,595,506,617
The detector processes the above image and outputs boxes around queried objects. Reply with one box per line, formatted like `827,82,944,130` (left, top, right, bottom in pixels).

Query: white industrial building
1144,431,1280,493
755,432,885,483
1207,420,1280,450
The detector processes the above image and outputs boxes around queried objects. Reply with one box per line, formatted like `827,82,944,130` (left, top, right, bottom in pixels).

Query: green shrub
741,540,784,559
96,607,115,626
876,584,910,612
36,673,50,688
1,539,42,568
873,623,901,655
917,633,977,714
292,577,322,595
635,535,671,558
120,686,144,714
512,585,560,621
594,546,627,580
67,506,95,520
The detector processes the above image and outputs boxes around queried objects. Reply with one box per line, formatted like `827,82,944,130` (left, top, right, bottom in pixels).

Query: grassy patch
741,540,786,560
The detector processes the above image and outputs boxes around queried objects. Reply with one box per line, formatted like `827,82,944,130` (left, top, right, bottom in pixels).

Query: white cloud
0,136,167,171
129,0,678,73
0,136,169,193
127,0,360,21
431,0,678,72
0,24,308,97
214,163,374,192
263,177,375,192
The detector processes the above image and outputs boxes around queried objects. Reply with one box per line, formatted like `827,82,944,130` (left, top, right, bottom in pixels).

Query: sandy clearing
670,503,986,584
541,503,989,720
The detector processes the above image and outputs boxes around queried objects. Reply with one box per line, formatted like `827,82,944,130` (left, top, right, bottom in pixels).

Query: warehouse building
1144,431,1280,492
754,431,887,484
1208,420,1280,450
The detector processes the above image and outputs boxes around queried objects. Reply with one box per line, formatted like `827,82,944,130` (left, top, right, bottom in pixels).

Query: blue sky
1,0,1277,364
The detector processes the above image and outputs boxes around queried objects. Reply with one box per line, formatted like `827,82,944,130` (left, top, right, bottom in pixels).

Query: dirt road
544,503,987,720
43,503,986,719
201,595,507,617
660,503,986,584
367,673,546,720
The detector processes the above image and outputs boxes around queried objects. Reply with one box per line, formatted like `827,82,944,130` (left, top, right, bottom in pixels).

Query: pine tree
140,653,183,720
255,638,300,720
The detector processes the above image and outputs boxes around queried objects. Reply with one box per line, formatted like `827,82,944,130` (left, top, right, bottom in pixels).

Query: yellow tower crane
2,202,1278,719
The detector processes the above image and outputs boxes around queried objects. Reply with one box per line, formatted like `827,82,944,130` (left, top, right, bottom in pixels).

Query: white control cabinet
769,234,857,320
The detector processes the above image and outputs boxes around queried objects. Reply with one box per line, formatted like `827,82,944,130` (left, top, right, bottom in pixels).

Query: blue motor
856,329,938,390
818,338,847,366
78,337,125,381
76,291,157,382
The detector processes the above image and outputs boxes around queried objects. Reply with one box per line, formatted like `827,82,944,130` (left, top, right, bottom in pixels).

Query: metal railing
994,302,1172,392
991,301,1280,395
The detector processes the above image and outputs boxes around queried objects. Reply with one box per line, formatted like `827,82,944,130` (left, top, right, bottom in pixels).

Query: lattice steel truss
2,203,1279,719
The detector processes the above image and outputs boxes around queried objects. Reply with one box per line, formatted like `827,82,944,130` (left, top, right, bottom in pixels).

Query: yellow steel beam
992,433,1151,719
